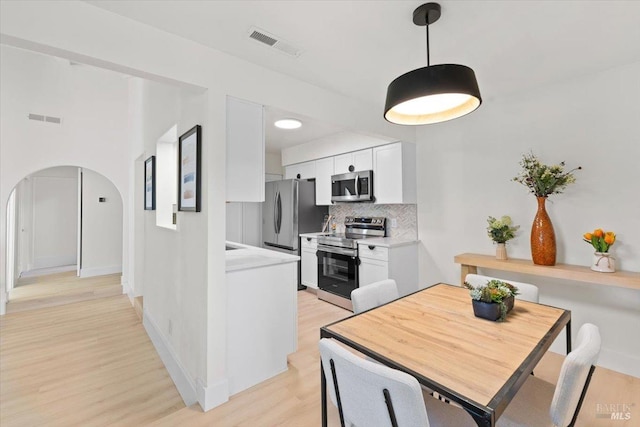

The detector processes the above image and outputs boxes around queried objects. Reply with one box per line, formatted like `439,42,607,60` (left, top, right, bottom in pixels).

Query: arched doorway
5,166,124,312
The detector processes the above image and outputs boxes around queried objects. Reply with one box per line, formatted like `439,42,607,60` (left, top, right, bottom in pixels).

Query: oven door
316,246,359,300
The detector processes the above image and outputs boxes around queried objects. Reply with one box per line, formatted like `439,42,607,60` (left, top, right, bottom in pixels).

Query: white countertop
226,241,300,272
356,237,419,248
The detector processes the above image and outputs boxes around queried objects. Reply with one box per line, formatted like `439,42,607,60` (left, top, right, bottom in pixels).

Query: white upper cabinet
284,160,316,180
333,148,373,174
226,96,265,202
314,157,334,206
372,142,416,204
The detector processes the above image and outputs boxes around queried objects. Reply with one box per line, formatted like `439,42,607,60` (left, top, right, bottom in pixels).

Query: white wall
265,152,283,176
80,168,123,277
0,43,130,303
0,0,414,409
139,79,208,402
416,62,640,377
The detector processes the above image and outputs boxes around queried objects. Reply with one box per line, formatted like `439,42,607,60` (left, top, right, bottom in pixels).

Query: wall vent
28,113,62,124
248,26,302,58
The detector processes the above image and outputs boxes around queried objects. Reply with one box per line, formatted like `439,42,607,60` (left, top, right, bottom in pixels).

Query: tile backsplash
329,204,417,239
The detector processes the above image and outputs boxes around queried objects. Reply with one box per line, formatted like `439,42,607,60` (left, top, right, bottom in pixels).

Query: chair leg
329,359,346,427
383,389,399,427
568,365,596,427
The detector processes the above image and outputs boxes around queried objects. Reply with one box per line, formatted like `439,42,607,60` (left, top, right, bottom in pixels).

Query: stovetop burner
317,216,386,249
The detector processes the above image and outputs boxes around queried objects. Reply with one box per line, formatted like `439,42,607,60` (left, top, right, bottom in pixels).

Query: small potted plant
487,216,519,260
583,229,617,273
463,280,519,321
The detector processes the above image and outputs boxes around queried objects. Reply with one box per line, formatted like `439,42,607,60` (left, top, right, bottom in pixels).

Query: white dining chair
423,323,602,427
465,273,539,303
319,338,476,427
498,323,601,427
351,279,399,314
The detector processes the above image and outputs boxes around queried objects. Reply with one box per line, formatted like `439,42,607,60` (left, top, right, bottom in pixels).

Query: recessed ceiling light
274,119,302,129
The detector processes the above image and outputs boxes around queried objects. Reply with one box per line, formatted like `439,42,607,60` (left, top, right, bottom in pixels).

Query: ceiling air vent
28,113,62,124
248,26,302,58
28,114,45,122
45,116,61,124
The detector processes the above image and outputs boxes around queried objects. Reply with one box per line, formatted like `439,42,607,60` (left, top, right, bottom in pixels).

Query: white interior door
32,176,78,270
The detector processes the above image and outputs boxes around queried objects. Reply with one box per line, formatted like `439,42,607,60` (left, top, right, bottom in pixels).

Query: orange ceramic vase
531,197,556,266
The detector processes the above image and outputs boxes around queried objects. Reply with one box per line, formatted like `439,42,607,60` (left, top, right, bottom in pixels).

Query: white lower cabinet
359,257,388,287
301,236,318,288
358,241,418,297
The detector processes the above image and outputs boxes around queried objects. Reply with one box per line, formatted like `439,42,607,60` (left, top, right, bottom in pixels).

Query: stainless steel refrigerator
263,179,327,287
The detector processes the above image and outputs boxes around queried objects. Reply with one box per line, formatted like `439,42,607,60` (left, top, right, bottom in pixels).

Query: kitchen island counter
225,241,299,272
225,241,298,396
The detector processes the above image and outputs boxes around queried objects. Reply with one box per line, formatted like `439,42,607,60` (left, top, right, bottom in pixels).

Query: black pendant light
384,3,481,125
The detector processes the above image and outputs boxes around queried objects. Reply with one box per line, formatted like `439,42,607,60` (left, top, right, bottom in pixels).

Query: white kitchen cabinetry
301,236,319,288
372,142,416,204
226,96,265,202
226,202,261,247
285,160,316,180
314,157,334,206
334,148,373,174
226,246,297,395
358,241,418,297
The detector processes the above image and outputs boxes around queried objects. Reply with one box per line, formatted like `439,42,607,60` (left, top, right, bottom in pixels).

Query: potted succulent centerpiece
463,280,519,321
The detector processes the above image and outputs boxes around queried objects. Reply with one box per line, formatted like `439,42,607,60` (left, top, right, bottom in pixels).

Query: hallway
7,271,122,314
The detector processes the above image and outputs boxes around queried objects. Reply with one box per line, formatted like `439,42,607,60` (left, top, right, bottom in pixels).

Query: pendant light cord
425,23,430,66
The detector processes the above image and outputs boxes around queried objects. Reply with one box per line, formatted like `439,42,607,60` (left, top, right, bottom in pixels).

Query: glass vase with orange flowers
583,229,616,273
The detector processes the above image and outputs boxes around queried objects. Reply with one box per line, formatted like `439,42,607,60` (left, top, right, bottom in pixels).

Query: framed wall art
178,125,202,212
144,155,156,210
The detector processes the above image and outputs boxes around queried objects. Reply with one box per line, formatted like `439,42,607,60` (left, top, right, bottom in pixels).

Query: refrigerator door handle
273,190,279,234
276,191,282,234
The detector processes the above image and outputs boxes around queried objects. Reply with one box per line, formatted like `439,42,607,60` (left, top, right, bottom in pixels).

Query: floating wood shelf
454,253,640,291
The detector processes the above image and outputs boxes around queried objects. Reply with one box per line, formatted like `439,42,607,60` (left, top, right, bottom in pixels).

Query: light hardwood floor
0,295,185,427
2,290,638,426
7,270,122,313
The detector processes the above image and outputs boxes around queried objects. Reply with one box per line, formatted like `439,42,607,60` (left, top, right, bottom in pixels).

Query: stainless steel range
316,216,386,310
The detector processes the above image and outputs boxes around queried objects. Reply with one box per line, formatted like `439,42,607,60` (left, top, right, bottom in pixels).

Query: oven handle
317,247,358,258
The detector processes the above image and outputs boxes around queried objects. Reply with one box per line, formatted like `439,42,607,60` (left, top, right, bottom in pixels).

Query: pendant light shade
384,3,481,125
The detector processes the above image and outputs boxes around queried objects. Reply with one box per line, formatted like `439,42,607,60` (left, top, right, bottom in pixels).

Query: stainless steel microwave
331,170,373,203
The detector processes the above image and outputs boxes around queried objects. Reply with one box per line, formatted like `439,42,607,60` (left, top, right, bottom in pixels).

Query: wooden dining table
320,283,571,427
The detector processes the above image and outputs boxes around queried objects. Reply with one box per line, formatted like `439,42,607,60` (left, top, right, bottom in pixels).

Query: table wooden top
322,283,570,413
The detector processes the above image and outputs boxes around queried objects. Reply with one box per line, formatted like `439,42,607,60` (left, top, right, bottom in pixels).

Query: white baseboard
597,347,640,378
20,264,77,278
143,311,198,407
79,265,122,278
197,378,229,412
548,347,640,378
0,292,7,316
121,279,133,302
